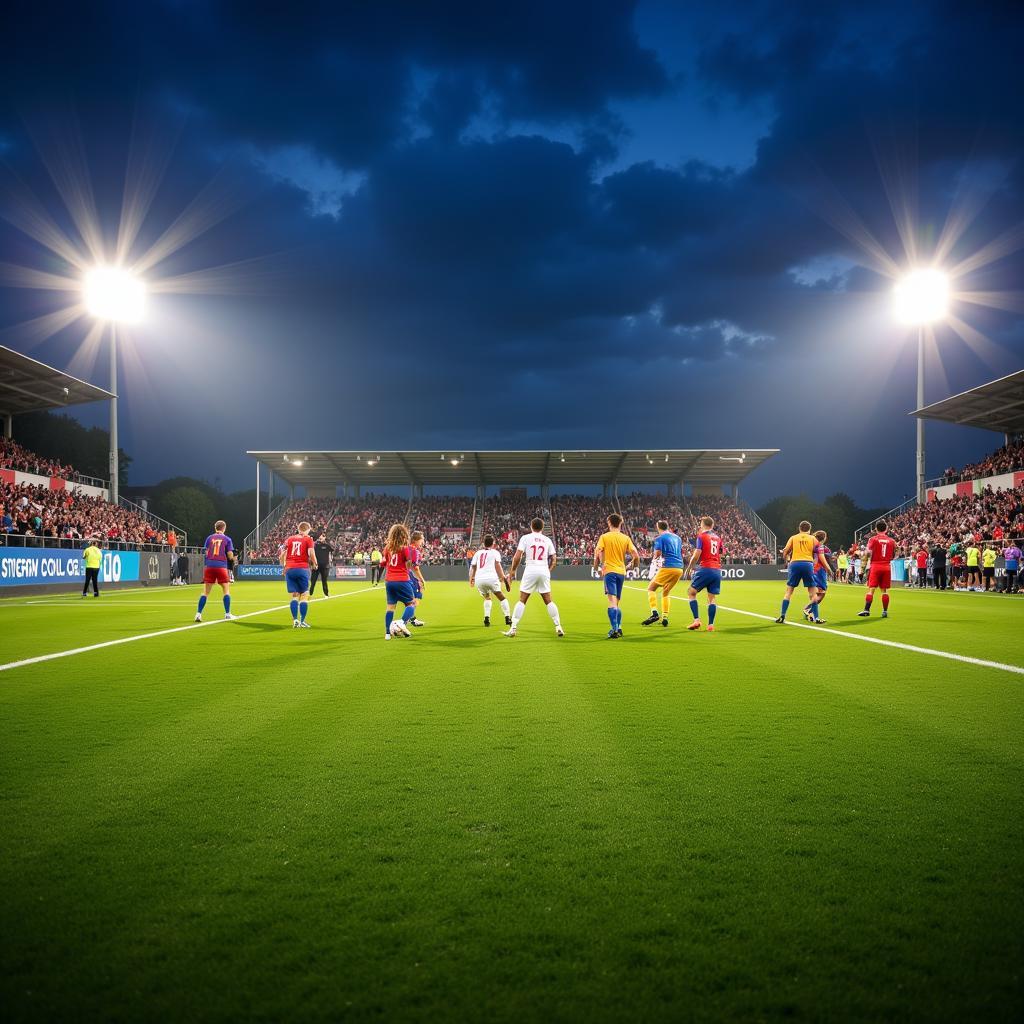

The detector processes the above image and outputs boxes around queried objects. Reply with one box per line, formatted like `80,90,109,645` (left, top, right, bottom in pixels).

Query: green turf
1,580,1021,1022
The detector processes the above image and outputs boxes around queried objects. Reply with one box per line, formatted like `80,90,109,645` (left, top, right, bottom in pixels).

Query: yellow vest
84,546,102,569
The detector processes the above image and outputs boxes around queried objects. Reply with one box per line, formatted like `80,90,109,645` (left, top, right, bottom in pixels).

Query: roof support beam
472,451,485,485
324,453,354,487
609,450,630,485
541,451,552,487
395,452,419,486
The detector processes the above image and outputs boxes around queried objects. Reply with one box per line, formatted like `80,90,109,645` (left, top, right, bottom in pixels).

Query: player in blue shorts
593,513,638,638
684,516,723,631
803,530,833,624
407,530,428,627
279,521,317,628
776,520,821,623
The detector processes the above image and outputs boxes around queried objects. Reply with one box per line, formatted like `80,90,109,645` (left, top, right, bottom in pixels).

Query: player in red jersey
382,522,418,639
279,521,317,628
195,519,236,622
858,519,897,618
683,516,723,631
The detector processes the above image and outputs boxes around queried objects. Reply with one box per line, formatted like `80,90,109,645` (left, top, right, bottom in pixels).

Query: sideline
0,586,377,674
624,585,1024,676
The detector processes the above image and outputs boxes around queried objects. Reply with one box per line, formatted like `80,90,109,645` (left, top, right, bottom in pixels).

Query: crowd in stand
685,494,773,563
481,494,549,558
0,479,174,547
552,495,618,562
939,438,1024,484
1,439,179,547
0,436,82,482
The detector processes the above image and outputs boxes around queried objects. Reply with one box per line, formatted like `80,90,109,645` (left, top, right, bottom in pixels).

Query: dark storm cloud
0,0,1022,504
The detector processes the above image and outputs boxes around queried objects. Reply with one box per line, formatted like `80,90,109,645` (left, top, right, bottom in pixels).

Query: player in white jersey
647,551,664,580
505,517,563,637
469,533,512,627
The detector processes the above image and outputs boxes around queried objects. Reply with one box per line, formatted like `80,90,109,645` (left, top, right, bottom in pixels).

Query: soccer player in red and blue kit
684,516,723,631
279,521,317,628
803,530,833,624
858,520,896,618
195,519,235,622
383,522,418,640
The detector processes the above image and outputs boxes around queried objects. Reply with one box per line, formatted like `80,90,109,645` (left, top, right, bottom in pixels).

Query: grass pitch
1,580,1021,1022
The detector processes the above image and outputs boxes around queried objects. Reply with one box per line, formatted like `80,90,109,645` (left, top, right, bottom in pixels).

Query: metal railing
738,498,779,564
243,497,290,557
0,532,185,553
118,495,188,547
854,496,918,541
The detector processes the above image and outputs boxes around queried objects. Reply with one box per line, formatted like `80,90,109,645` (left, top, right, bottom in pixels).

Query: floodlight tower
893,268,949,504
83,266,146,504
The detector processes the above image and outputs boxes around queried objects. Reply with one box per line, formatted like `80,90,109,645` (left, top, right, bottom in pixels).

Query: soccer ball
389,621,404,637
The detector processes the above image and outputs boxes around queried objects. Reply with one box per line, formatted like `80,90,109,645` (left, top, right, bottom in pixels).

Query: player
641,520,684,628
407,530,428,627
195,519,237,622
803,530,833,624
858,519,896,618
279,521,317,628
469,534,512,627
382,522,418,640
593,513,638,638
505,517,563,637
775,520,821,623
683,516,723,632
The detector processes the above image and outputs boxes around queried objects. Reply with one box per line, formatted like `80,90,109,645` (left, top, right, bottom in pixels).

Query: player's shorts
691,567,722,595
982,567,995,579
285,568,310,593
203,566,230,585
603,571,624,598
786,560,816,588
385,580,415,605
520,568,552,594
409,575,423,599
653,567,683,588
476,577,502,598
812,568,829,592
867,566,891,590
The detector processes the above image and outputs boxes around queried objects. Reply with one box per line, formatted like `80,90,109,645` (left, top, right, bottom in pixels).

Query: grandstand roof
247,449,779,489
910,369,1024,436
0,346,113,417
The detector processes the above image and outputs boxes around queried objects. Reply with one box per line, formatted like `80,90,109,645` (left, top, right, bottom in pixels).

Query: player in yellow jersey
775,520,822,623
593,513,638,638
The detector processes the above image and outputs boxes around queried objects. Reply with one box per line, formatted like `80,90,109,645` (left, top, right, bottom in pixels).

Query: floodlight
84,266,146,323
893,268,949,325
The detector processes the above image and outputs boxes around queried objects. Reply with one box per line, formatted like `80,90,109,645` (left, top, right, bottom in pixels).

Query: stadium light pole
893,268,949,504
83,266,146,505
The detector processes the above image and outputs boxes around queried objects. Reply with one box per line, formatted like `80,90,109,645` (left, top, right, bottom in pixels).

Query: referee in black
310,532,334,597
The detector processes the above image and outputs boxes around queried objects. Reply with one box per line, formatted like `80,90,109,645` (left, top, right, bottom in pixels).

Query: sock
614,608,622,630
402,605,416,622
689,599,699,620
223,595,231,614
500,599,511,618
512,602,525,626
780,598,790,618
607,607,616,628
708,604,717,625
648,591,658,610
811,601,820,620
881,593,890,611
546,602,560,627
661,595,671,616
484,599,492,617
299,601,308,623
385,610,394,633
197,595,207,614
290,598,299,620
864,592,873,610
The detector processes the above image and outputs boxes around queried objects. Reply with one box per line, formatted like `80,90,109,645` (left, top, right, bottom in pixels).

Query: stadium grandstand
244,449,780,566
0,347,186,550
842,371,1024,590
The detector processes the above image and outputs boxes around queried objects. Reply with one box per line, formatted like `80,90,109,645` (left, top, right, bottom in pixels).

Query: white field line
624,585,1024,677
0,586,377,674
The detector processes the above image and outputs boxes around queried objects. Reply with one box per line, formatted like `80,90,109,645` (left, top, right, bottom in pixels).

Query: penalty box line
624,586,1024,677
0,586,378,675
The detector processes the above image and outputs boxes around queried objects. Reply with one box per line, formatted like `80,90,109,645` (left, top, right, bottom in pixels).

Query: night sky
1,1,1022,505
